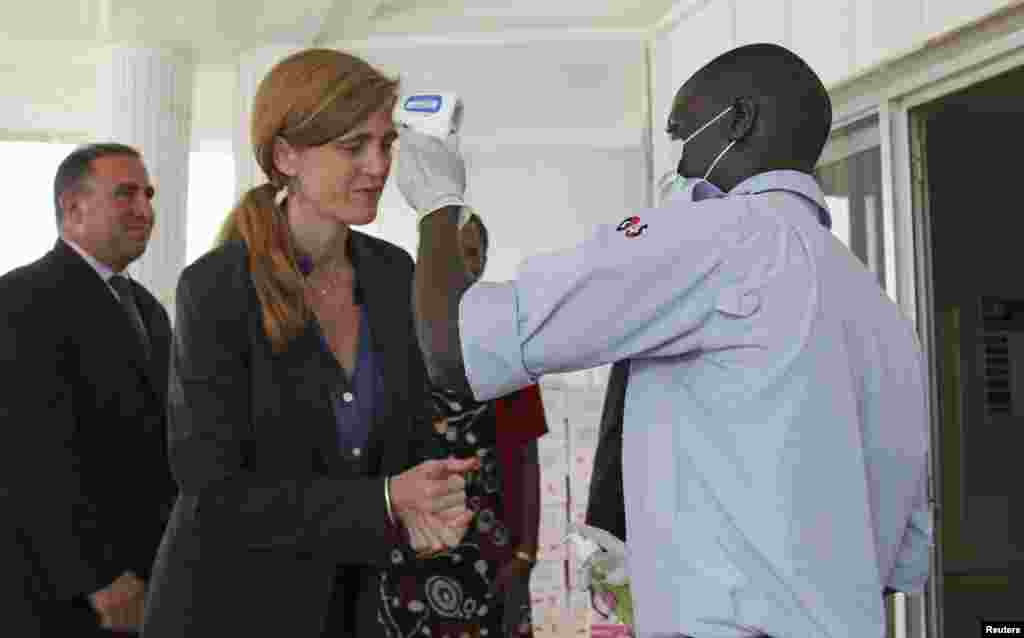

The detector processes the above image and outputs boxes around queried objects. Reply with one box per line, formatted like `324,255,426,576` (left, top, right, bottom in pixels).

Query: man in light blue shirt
396,43,932,638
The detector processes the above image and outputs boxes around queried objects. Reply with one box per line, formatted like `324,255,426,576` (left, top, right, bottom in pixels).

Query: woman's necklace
305,257,354,300
312,267,343,296
305,261,331,295
296,230,352,299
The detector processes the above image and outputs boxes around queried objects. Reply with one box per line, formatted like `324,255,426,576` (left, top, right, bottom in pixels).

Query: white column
95,46,194,310
234,44,306,200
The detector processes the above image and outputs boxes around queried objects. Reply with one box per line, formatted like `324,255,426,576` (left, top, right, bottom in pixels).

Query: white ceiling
1,0,681,62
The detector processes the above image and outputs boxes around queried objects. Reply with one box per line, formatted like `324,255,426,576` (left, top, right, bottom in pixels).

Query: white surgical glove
566,523,630,590
396,126,468,224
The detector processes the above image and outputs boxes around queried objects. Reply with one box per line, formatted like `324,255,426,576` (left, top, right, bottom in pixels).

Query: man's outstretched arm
399,128,733,403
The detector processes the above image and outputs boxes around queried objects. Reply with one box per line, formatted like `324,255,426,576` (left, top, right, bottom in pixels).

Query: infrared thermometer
393,92,463,139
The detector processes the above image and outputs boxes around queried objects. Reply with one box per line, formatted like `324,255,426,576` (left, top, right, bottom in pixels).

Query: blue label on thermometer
404,94,443,113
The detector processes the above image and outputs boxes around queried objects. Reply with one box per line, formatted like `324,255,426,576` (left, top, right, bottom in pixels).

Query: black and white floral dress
378,388,532,638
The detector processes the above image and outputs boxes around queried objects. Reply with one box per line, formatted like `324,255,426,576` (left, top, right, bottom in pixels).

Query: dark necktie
109,274,151,360
585,359,630,541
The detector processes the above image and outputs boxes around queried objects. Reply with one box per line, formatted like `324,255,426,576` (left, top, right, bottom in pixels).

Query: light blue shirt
63,237,128,302
459,170,932,638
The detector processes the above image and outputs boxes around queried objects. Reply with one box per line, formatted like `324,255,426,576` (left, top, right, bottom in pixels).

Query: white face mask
658,104,737,205
657,172,705,205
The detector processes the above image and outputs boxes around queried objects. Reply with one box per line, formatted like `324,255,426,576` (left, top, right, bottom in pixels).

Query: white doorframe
827,18,1024,638
877,100,899,301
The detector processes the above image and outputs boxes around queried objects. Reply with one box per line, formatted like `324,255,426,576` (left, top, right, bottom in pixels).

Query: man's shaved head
667,43,832,191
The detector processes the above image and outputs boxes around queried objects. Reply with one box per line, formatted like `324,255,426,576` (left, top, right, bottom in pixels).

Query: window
815,117,886,289
0,141,78,276
186,150,236,265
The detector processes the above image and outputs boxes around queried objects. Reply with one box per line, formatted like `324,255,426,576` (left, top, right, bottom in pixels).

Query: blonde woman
143,49,475,637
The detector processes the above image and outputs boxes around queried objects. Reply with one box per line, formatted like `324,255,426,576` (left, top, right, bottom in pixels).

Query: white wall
342,36,650,281
369,144,647,282
185,62,237,263
190,62,236,152
342,37,647,149
0,40,102,140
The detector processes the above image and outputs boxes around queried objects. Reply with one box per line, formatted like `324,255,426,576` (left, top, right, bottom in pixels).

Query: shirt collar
62,238,123,284
688,179,727,202
727,170,832,229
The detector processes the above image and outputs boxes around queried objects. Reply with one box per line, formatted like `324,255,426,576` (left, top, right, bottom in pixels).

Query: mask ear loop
680,103,734,145
706,97,759,181
703,138,736,180
674,103,735,181
701,103,739,180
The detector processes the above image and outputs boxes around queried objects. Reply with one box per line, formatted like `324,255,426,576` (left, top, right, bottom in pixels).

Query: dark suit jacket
142,232,434,637
585,360,629,542
0,239,176,637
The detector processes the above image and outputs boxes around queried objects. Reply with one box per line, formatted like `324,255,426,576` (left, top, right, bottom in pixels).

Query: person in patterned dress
379,216,548,638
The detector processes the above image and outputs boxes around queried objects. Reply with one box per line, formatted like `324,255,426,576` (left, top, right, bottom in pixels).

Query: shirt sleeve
887,473,934,593
459,197,750,400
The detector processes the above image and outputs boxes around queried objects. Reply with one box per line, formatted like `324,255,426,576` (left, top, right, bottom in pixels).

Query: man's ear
59,189,80,232
729,97,759,142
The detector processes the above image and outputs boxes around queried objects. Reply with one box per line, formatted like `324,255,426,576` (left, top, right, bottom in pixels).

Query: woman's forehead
329,115,397,145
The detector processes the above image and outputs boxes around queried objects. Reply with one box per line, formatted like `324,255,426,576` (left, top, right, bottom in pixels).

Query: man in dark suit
0,143,176,635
